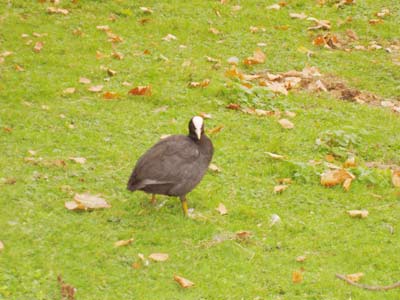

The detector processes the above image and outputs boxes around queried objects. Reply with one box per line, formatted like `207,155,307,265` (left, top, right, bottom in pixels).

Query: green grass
1,0,400,299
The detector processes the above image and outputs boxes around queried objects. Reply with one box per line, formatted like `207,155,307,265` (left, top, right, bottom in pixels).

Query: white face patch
192,116,204,130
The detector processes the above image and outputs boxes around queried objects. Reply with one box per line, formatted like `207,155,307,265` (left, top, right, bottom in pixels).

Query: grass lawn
1,0,400,299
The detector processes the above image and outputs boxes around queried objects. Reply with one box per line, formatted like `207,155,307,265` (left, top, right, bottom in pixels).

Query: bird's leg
180,196,188,216
150,194,156,205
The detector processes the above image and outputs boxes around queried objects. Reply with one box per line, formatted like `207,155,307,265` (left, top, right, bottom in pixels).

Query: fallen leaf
96,25,110,32
140,7,153,14
107,69,117,76
132,262,141,269
243,48,266,65
320,169,355,187
153,106,168,113
285,111,296,118
114,238,134,247
347,210,369,218
111,51,124,60
63,87,76,94
15,64,24,72
216,203,228,215
236,231,252,240
290,12,307,19
0,51,13,57
199,112,212,119
209,27,220,35
174,275,194,288
307,17,331,30
65,193,111,211
267,4,281,10
346,272,364,282
88,85,103,92
342,178,352,191
33,41,44,53
0,241,4,251
292,271,303,283
149,253,169,262
162,34,177,42
128,86,152,96
296,255,306,262
346,29,358,40
79,77,91,84
209,163,221,172
57,275,76,300
376,8,390,18
226,103,241,110
208,125,224,135
392,171,400,187
103,91,119,100
369,19,383,25
343,156,356,168
278,119,294,129
69,157,86,164
274,185,288,193
227,56,239,65
188,79,210,88
266,152,285,159
47,7,69,15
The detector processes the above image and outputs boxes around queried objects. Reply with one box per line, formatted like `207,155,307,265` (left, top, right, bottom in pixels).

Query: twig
335,274,400,291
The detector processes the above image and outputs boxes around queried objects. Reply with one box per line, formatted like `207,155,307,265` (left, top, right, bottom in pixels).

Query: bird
127,116,214,216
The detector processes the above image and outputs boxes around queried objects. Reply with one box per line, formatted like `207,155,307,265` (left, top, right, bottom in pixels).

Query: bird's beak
195,128,201,140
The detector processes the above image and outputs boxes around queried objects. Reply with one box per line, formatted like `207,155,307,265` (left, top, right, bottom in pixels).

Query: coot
127,116,214,216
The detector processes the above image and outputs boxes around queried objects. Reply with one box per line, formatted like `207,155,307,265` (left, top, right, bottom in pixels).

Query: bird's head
189,116,204,141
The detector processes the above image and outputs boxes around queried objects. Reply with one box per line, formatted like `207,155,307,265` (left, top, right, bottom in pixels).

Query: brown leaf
15,64,24,72
174,275,194,288
274,185,288,193
131,262,141,269
149,253,169,262
226,103,241,110
69,157,86,164
79,77,91,84
369,19,383,25
47,7,69,15
216,203,228,215
346,272,364,282
88,85,103,92
343,156,356,168
103,91,119,100
139,7,153,14
0,240,4,251
188,79,210,88
347,210,369,218
346,29,358,40
199,112,212,119
243,48,266,65
107,69,117,76
111,51,124,60
162,34,177,42
278,119,294,129
128,86,152,96
209,27,220,35
63,87,76,94
33,41,44,53
320,169,355,187
207,125,224,135
292,271,303,283
57,275,76,300
65,193,111,211
235,231,252,240
307,17,331,30
209,163,221,172
114,238,134,247
96,25,110,32
392,171,400,187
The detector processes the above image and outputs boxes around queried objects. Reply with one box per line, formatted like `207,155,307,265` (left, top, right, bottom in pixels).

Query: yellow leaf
392,171,400,187
243,48,266,65
292,271,303,283
274,185,288,193
347,210,368,218
114,238,134,247
320,169,355,187
266,152,285,159
346,272,364,282
216,203,228,215
0,240,4,251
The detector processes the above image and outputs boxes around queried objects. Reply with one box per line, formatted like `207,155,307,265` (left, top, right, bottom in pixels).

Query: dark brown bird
127,116,213,216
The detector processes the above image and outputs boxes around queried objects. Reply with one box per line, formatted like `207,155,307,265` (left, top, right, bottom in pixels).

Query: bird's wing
132,136,200,184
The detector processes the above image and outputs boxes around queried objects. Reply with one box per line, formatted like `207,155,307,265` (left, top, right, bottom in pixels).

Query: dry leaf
347,210,369,218
128,86,152,96
209,27,220,35
162,34,177,42
188,79,210,88
236,231,252,240
392,171,400,187
285,111,296,118
208,125,224,135
103,91,119,100
290,12,307,19
132,262,141,269
96,25,110,32
307,17,331,30
111,51,124,60
342,178,352,191
114,238,134,247
226,103,241,110
65,193,111,211
174,275,194,288
344,156,356,168
57,275,76,300
209,163,221,172
346,272,364,282
107,69,117,76
140,7,153,14
216,203,228,215
149,253,169,262
346,29,358,40
369,19,383,25
199,112,212,119
0,241,4,251
292,271,303,283
320,169,355,187
15,64,24,72
88,85,103,92
227,56,239,65
47,7,69,15
79,77,91,84
69,157,86,164
267,4,281,10
33,41,44,53
243,48,266,65
278,119,294,129
274,185,288,193
266,152,285,159
296,255,306,262
63,87,76,94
